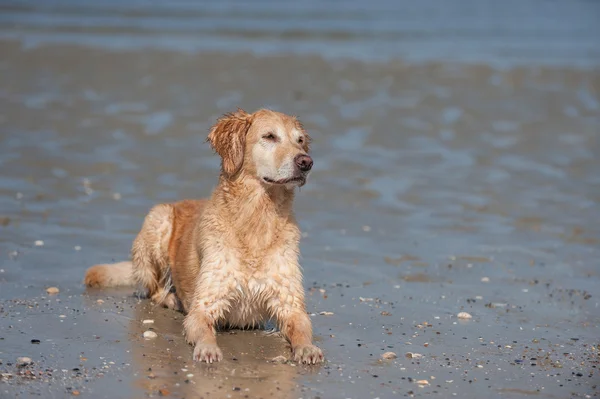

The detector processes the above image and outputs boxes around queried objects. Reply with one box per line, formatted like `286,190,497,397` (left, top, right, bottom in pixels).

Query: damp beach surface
1,2,599,398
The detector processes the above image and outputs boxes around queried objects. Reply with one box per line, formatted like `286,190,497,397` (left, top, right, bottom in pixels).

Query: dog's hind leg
131,204,178,309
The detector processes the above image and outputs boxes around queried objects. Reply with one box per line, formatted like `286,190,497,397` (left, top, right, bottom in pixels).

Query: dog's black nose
294,154,313,172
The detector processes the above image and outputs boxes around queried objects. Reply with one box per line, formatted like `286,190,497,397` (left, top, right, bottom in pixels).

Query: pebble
46,287,60,295
142,319,155,324
381,352,397,360
158,388,170,396
457,312,473,319
362,225,371,232
16,357,33,367
143,331,158,339
34,240,44,247
405,352,423,359
74,246,81,251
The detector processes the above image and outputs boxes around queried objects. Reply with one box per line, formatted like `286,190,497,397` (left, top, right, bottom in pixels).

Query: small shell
46,287,60,295
457,312,473,319
381,352,397,360
143,331,158,339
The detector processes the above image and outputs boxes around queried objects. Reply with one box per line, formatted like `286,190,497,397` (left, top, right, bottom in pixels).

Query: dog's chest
224,277,275,327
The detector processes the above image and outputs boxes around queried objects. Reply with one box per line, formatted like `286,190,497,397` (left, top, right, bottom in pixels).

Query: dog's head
207,108,312,187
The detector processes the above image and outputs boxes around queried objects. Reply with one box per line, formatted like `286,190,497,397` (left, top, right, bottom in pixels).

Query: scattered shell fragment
96,299,105,304
143,331,158,339
416,379,430,386
74,246,81,251
319,311,334,316
46,286,60,294
34,240,44,247
405,352,423,359
457,312,473,319
142,319,155,324
380,311,391,316
71,390,81,396
158,388,170,396
359,297,374,302
481,277,490,283
362,225,371,232
381,352,397,360
271,356,288,363
16,357,32,367
112,193,122,200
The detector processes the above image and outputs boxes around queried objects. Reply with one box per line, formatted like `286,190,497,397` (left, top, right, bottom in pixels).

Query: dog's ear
207,109,252,176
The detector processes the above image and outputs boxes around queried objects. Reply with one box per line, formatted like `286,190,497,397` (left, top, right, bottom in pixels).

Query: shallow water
1,3,600,399
1,0,600,67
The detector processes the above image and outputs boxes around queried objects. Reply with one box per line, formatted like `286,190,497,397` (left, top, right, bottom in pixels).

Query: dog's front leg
183,305,223,363
183,271,233,363
273,289,324,364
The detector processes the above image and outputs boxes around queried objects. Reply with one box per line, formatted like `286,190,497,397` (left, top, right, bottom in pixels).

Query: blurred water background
1,0,599,67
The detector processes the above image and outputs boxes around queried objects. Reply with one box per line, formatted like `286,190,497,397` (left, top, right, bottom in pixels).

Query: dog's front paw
293,344,324,364
193,343,223,363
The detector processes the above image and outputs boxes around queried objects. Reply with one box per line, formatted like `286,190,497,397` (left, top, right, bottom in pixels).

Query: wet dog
84,109,323,364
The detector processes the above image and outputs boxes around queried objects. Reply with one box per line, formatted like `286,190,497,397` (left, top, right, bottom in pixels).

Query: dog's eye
263,133,277,141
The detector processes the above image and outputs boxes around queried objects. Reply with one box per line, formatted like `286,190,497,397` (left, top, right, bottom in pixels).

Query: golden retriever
84,108,324,364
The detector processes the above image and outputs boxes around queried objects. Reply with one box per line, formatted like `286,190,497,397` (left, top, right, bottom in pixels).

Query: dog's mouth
262,176,306,186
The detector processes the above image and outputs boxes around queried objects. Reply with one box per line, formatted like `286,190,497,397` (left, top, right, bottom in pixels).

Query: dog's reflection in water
129,300,311,398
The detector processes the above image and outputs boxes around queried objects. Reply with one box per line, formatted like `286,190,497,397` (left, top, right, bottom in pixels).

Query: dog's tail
84,261,135,288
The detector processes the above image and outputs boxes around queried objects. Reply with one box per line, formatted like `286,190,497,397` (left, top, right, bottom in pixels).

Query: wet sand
0,39,599,398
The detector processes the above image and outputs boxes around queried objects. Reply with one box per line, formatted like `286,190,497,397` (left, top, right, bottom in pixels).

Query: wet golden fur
84,109,323,364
